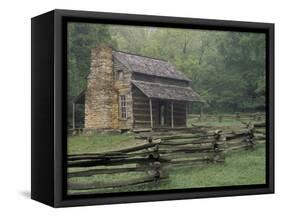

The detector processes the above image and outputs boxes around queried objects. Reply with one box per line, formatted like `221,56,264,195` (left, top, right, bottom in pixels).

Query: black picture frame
31,9,274,207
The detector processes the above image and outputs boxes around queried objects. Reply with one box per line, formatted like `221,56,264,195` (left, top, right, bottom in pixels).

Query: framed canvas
31,9,274,207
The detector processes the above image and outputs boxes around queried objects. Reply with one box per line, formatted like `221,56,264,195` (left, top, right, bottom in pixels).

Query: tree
67,23,116,97
68,23,266,114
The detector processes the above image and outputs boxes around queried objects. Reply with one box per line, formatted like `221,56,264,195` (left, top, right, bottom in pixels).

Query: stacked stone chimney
84,45,114,129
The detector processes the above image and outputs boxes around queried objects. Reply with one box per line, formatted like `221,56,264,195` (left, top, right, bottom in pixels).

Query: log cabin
72,45,202,131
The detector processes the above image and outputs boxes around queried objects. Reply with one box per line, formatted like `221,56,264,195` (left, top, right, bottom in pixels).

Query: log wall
132,86,151,129
132,72,190,87
132,86,187,129
173,102,186,127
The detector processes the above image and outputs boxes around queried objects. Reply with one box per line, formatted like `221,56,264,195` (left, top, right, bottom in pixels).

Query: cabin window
115,70,124,80
119,95,127,119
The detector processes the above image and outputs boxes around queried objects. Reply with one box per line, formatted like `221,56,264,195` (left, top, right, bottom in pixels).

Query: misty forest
66,23,267,194
67,23,266,114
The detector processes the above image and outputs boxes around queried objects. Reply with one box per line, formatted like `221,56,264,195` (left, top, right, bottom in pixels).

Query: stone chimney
84,45,114,129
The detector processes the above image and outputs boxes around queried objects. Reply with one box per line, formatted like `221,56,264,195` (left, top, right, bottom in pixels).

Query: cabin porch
132,97,204,131
132,81,203,130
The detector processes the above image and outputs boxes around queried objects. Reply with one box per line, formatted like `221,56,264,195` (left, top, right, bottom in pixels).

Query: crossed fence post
147,137,163,183
212,130,225,163
246,123,255,150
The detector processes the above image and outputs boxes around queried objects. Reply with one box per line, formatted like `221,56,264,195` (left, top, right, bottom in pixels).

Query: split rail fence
67,122,266,194
189,112,265,123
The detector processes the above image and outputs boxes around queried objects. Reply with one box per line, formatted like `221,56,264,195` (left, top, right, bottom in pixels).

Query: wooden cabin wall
112,58,133,130
173,102,186,127
132,72,190,87
132,86,187,129
132,86,151,129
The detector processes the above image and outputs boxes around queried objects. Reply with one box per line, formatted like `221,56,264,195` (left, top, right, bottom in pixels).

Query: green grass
67,132,136,155
164,144,265,189
68,144,265,195
67,118,266,195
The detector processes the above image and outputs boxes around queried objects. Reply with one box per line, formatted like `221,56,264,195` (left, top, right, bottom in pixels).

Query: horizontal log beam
133,108,156,113
161,138,215,146
133,102,150,106
68,149,157,161
68,140,160,159
134,120,152,124
68,157,155,167
151,133,212,140
159,146,215,154
68,166,146,178
133,113,151,118
68,174,167,191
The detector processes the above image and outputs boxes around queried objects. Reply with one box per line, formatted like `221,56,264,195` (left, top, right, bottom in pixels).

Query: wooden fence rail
67,122,265,194
188,112,265,122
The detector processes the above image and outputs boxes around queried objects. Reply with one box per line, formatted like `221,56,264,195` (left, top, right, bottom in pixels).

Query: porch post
72,102,76,129
149,98,153,129
171,102,174,128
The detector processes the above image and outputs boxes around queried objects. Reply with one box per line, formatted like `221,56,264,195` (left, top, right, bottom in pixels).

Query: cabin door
159,102,167,126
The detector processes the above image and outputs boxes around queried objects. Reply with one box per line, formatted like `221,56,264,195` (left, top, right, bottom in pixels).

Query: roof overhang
132,80,203,102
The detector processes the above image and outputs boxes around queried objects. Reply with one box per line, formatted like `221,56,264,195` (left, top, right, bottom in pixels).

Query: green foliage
68,23,266,113
67,23,117,97
108,27,266,113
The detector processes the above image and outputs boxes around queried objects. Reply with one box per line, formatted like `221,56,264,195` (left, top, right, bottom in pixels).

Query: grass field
67,118,266,195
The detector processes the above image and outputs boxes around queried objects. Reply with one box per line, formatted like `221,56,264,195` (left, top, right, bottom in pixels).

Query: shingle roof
113,51,191,81
132,80,202,102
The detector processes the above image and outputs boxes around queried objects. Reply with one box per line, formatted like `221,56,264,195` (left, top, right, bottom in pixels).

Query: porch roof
132,80,203,102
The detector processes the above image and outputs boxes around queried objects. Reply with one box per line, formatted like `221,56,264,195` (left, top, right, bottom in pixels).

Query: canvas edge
30,9,274,208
